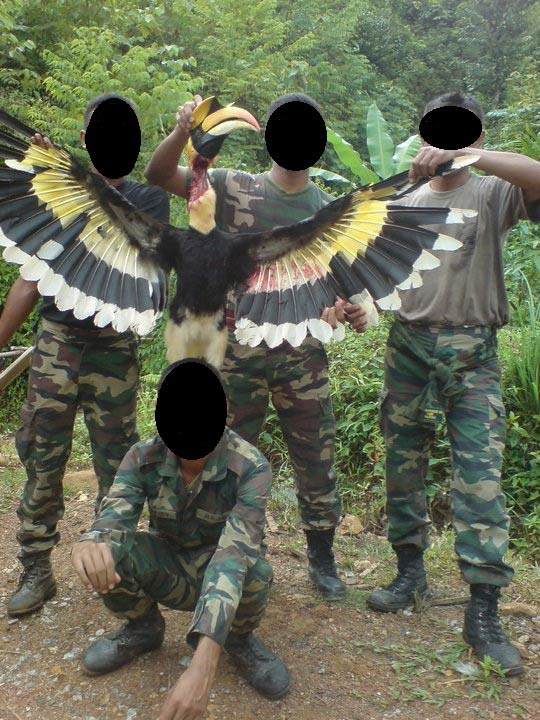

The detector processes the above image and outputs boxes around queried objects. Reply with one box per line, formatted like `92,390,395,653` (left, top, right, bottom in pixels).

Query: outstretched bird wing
230,156,478,348
0,109,177,335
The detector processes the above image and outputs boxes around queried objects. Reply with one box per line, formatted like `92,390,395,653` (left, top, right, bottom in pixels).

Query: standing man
72,360,290,715
145,93,370,601
366,91,540,675
3,93,170,617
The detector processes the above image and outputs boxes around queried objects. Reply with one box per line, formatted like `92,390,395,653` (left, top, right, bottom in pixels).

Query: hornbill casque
0,98,477,368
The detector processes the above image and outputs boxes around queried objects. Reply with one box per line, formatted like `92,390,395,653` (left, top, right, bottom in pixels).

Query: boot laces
19,563,48,588
234,636,273,664
384,565,423,592
475,601,507,643
313,555,338,576
109,617,159,646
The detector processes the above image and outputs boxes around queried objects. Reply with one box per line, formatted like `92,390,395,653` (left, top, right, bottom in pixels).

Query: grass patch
354,636,512,705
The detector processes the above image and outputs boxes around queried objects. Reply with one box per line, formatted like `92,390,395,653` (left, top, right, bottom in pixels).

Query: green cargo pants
102,531,273,647
380,321,514,586
15,318,139,563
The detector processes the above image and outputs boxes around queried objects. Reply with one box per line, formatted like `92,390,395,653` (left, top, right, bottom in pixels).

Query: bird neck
188,155,216,234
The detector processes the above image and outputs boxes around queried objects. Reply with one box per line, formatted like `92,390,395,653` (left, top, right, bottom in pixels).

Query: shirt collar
156,430,229,483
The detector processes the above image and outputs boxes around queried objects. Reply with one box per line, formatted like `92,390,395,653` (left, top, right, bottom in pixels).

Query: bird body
0,101,478,369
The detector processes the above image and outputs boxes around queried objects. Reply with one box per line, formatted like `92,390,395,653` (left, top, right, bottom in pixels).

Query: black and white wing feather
0,109,178,335
230,155,478,348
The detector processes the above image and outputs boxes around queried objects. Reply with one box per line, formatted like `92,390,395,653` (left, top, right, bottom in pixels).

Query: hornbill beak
187,96,260,162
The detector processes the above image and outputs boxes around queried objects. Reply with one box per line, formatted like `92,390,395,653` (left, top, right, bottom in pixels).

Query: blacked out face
419,106,482,150
265,101,327,171
85,98,141,179
155,360,227,460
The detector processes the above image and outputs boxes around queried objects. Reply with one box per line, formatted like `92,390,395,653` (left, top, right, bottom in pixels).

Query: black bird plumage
0,103,478,367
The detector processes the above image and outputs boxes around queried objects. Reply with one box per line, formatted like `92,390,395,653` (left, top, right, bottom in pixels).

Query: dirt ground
1,469,540,720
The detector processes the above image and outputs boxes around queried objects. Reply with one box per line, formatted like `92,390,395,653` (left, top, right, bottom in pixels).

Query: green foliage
323,105,421,188
325,128,378,185
392,134,421,173
366,103,394,179
503,275,540,416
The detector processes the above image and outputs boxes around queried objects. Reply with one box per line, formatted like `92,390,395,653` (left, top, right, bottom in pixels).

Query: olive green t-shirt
394,173,536,327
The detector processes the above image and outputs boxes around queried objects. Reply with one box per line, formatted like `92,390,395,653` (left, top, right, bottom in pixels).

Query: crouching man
71,360,290,719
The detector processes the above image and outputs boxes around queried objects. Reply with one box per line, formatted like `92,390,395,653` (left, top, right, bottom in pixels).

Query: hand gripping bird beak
188,96,260,161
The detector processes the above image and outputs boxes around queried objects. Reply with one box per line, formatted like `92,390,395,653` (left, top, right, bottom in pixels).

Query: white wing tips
235,316,346,348
432,233,463,251
374,288,401,311
348,291,380,327
451,154,480,171
446,208,477,224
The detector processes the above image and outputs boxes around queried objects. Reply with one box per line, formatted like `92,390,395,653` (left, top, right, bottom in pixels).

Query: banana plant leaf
309,167,352,186
393,134,421,173
326,127,379,185
366,103,394,179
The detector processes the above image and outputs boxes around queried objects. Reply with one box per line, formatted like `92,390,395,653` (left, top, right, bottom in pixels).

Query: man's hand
31,132,53,150
159,637,220,720
71,541,121,594
175,95,203,136
321,297,346,328
409,146,460,183
343,302,369,333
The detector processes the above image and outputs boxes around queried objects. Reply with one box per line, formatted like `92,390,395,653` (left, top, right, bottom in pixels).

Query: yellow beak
189,96,260,160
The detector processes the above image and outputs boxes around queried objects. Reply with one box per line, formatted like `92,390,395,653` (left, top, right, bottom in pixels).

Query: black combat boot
224,632,291,699
366,544,429,612
305,529,346,601
82,604,165,675
7,555,57,617
462,584,524,676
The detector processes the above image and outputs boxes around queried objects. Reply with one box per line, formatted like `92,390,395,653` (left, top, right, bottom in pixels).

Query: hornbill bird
0,99,477,368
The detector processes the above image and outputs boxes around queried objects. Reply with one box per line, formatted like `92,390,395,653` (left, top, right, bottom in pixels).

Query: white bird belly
165,310,227,369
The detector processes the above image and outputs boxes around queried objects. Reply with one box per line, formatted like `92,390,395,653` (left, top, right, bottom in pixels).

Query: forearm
145,125,188,184
191,635,221,674
0,277,39,347
462,148,540,197
79,465,146,557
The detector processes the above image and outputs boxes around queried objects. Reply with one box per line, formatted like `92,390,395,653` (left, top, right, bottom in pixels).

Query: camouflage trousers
380,321,514,586
103,531,273,647
15,318,139,564
221,331,341,531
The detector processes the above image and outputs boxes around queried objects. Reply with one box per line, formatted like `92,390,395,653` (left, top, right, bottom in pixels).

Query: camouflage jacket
80,428,272,644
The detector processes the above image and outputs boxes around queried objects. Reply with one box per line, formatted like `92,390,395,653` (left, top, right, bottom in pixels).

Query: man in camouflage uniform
1,93,169,617
72,360,290,716
145,93,369,600
365,92,540,676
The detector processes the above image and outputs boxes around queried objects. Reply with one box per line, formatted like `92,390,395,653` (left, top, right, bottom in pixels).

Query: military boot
305,529,346,601
7,555,57,617
82,604,165,675
225,632,291,699
463,584,524,676
366,544,429,612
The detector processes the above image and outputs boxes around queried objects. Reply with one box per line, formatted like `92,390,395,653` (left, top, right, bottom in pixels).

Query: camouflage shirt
80,428,272,644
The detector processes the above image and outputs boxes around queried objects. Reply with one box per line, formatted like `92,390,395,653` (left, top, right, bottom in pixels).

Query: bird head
186,96,260,167
186,97,259,229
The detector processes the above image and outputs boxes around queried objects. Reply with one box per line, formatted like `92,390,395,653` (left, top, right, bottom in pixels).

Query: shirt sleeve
136,185,171,224
186,460,272,648
79,444,147,562
492,177,532,232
